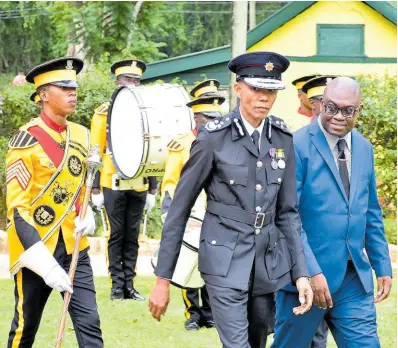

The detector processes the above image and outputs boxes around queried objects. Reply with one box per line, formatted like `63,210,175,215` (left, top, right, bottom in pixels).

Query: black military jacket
155,107,309,295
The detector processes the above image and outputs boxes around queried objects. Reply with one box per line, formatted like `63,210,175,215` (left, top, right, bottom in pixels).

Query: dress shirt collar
240,107,265,137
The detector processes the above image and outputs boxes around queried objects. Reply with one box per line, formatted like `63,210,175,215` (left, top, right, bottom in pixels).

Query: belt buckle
254,213,265,229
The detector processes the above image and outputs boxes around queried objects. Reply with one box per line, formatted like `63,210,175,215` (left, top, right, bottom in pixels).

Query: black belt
206,201,274,228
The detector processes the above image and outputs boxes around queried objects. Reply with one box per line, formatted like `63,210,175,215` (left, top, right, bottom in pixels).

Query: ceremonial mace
55,145,102,348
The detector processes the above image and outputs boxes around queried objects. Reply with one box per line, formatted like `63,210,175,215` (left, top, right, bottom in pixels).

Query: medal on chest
276,148,285,169
269,148,278,170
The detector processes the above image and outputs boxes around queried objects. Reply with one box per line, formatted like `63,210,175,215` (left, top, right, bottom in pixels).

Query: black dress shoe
110,288,124,301
124,287,145,301
202,319,215,329
185,318,200,331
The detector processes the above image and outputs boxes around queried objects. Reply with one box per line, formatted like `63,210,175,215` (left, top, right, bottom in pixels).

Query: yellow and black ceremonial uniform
7,57,103,348
6,114,102,348
91,93,156,297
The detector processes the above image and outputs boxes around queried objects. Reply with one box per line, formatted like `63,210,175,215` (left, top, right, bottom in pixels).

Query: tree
0,1,66,73
0,1,286,74
50,1,168,64
157,1,285,58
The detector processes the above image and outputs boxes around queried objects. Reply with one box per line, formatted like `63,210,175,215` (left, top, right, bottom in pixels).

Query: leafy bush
384,218,397,245
1,82,39,136
141,195,163,239
356,74,397,217
71,64,115,128
0,73,13,91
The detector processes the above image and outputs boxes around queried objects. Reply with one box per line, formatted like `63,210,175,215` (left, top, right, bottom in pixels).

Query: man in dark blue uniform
149,51,313,348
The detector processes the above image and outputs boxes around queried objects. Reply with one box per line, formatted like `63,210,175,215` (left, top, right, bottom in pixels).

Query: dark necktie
251,130,260,153
337,139,350,198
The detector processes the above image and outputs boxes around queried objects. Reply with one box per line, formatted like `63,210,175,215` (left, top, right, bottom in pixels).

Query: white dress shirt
240,108,265,148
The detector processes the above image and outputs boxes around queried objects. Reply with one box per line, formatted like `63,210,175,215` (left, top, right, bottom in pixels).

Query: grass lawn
0,272,396,348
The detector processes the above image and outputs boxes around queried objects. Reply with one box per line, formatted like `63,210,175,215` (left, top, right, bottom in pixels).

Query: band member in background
291,74,319,130
161,79,225,331
30,91,42,108
90,59,157,301
150,51,313,348
6,57,103,348
302,75,337,120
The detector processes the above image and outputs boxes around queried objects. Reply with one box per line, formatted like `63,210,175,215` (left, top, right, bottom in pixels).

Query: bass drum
107,84,194,179
151,216,204,289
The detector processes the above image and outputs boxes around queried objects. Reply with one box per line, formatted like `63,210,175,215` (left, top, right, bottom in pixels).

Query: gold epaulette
8,130,38,149
167,138,184,151
95,102,110,115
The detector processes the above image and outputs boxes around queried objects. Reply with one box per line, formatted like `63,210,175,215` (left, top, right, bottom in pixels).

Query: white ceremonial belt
112,174,146,191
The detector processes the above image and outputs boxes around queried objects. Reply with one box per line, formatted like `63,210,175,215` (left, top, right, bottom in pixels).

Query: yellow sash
9,123,89,274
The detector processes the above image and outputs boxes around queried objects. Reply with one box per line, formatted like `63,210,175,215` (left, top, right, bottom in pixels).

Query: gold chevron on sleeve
6,159,32,190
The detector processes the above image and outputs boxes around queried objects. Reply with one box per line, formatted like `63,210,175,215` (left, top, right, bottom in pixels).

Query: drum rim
150,260,204,290
107,84,196,180
107,85,144,179
182,215,202,251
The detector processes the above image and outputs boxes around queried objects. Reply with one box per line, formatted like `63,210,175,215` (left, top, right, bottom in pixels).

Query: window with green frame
317,24,365,57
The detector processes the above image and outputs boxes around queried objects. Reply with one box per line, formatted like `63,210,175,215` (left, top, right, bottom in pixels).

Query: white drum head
108,87,143,179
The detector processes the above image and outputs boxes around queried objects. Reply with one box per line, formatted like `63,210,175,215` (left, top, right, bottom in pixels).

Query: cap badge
210,80,214,86
265,62,274,72
213,99,219,105
131,61,137,67
65,60,73,70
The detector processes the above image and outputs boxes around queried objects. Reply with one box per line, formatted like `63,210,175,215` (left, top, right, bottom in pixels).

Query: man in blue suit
272,77,392,347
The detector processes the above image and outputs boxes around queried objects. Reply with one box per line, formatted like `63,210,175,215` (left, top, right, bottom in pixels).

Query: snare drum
107,84,194,179
151,216,204,289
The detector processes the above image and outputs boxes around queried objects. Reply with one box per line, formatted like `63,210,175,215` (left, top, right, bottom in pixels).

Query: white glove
74,205,96,238
19,241,73,293
91,191,104,208
145,193,156,212
44,264,73,293
161,213,167,224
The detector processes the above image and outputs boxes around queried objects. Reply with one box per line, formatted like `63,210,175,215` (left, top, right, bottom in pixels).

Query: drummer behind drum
90,59,157,301
161,79,226,331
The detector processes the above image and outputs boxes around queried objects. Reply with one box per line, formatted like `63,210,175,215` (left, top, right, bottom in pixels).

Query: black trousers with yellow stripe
182,285,213,324
7,233,103,348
